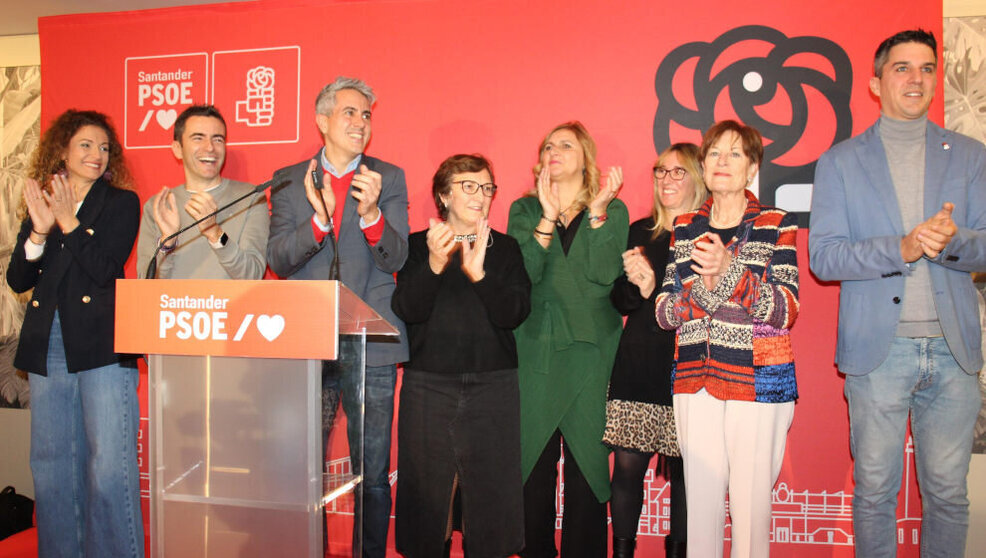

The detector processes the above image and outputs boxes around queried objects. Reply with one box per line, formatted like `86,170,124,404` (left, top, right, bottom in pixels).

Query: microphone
143,175,287,279
311,167,341,281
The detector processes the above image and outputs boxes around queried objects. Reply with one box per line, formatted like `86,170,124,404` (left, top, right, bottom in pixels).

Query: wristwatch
210,231,229,249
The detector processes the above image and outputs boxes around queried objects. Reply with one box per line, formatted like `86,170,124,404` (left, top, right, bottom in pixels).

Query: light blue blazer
809,119,986,375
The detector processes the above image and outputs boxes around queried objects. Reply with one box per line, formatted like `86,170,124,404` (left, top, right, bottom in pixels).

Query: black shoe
613,536,635,558
664,537,686,558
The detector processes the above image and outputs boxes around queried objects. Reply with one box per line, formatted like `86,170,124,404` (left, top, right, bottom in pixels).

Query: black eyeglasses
453,180,498,197
653,166,687,180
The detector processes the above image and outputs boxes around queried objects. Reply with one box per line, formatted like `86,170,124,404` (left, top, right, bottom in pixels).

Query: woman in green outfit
508,121,628,558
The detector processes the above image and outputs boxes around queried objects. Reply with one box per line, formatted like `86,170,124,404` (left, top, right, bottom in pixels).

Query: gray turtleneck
879,114,941,337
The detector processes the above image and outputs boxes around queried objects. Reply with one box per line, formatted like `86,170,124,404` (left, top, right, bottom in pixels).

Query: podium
115,279,399,558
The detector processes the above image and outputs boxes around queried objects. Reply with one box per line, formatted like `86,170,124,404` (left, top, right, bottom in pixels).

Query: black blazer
7,178,140,375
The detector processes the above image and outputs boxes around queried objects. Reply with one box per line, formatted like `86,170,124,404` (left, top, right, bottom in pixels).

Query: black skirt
395,368,524,558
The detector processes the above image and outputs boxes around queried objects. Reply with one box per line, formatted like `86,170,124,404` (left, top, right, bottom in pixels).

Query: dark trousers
521,430,607,558
323,359,397,558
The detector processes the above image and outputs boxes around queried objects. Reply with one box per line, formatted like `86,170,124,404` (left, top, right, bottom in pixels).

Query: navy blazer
809,120,986,375
7,178,140,375
267,152,409,366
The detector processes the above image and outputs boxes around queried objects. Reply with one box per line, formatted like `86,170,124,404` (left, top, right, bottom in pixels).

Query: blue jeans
324,359,396,558
29,312,144,558
845,336,981,558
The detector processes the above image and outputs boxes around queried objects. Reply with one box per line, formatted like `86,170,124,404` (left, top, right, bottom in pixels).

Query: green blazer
507,195,629,502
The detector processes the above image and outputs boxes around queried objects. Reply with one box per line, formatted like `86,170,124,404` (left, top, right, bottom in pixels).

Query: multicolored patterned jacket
655,190,799,403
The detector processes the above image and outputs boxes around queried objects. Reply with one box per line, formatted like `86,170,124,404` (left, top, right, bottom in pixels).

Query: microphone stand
144,177,287,279
311,168,340,281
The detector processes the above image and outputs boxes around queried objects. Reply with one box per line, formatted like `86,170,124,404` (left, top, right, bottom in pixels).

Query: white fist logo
235,66,275,127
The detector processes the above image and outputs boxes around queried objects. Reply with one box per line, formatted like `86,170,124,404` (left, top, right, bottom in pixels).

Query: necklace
453,233,494,248
710,200,747,228
556,203,581,227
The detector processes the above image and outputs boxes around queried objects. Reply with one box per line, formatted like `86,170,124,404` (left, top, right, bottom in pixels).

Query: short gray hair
314,76,376,115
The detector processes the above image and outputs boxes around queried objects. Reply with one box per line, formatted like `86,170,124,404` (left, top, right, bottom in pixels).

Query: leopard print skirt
602,399,680,456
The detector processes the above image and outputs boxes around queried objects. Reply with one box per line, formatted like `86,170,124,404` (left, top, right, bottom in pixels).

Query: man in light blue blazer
268,76,408,558
810,29,986,557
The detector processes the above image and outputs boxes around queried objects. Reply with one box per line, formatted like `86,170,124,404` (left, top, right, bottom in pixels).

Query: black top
607,218,676,405
392,229,532,374
557,211,585,255
709,225,738,245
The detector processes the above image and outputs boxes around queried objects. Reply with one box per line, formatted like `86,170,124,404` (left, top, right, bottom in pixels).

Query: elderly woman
655,120,799,558
507,121,628,558
6,110,143,557
604,143,707,558
392,154,531,558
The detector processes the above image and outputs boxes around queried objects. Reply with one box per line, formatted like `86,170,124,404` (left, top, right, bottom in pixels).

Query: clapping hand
588,166,623,218
536,166,560,221
691,233,732,290
150,187,180,244
352,164,383,222
184,191,222,243
304,159,335,227
43,173,81,234
426,218,456,274
23,178,55,240
623,246,656,298
461,217,490,283
917,202,957,258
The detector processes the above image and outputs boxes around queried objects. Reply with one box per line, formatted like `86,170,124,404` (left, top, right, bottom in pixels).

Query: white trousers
674,389,794,558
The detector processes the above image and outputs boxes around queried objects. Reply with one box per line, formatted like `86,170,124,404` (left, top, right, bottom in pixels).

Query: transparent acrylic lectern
124,280,398,558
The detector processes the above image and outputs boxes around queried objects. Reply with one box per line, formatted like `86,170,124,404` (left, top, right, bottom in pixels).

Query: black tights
610,449,686,542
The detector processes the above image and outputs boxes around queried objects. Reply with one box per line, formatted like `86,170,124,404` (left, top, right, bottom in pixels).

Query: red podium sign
115,279,338,359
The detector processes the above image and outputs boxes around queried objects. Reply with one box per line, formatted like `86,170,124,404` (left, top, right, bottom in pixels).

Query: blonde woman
604,143,707,558
508,121,628,558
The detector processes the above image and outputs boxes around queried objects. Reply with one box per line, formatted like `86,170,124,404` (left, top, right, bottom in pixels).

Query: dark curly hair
27,109,134,191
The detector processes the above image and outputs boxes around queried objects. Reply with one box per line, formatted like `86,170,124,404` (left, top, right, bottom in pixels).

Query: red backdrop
37,0,943,556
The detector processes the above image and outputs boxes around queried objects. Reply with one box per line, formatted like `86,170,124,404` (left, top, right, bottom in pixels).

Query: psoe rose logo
213,46,300,145
236,66,276,127
125,53,208,149
653,26,853,227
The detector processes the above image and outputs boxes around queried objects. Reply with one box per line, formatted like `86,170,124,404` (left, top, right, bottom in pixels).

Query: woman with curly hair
508,121,628,558
6,109,143,557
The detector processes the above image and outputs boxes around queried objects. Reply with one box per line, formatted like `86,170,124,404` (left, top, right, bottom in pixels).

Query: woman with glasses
604,143,707,558
392,154,531,558
507,121,628,558
656,121,799,558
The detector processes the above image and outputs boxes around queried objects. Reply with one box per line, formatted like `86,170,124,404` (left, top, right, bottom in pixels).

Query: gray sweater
879,115,941,337
136,178,269,280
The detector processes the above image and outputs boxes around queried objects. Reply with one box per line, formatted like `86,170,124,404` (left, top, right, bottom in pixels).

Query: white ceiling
1,0,257,36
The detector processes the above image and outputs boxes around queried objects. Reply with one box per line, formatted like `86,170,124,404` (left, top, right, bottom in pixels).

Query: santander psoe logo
124,53,208,149
158,310,286,342
123,46,300,149
157,294,284,342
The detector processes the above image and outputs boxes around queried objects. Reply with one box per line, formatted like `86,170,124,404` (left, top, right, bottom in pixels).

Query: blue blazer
267,152,409,367
809,119,986,375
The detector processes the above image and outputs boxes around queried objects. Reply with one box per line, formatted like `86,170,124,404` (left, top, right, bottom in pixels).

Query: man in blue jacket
809,29,986,557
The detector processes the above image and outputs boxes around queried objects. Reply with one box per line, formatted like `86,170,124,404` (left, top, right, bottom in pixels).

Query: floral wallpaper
945,17,986,453
945,17,986,144
0,65,39,408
